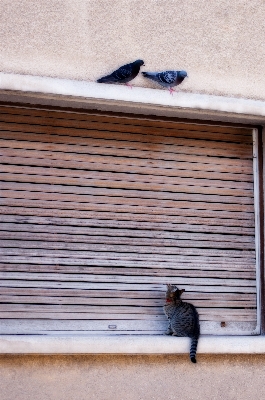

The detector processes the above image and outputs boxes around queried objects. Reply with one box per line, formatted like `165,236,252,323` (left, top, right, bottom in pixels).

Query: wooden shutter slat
0,287,256,301
0,272,256,288
0,305,257,318
0,222,256,245
0,280,256,294
1,137,254,170
0,319,257,335
0,312,257,322
2,190,254,220
0,203,255,229
0,210,255,235
0,180,255,205
1,146,254,176
1,153,254,182
2,192,254,217
0,121,253,154
0,112,254,143
0,259,255,271
0,238,256,258
0,130,253,159
0,231,255,251
0,105,253,136
0,170,254,198
0,266,256,278
5,304,254,316
0,296,255,308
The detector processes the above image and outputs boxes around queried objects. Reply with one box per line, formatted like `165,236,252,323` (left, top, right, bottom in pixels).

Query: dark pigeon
142,70,188,94
97,59,145,86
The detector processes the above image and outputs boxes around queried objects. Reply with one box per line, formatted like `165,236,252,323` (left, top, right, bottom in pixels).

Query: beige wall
0,0,265,100
1,2,265,399
1,354,265,400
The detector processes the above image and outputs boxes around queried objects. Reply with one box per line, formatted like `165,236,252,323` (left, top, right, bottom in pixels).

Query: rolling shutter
0,105,258,335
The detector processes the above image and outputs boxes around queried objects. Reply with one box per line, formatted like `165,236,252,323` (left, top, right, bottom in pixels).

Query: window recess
0,105,262,336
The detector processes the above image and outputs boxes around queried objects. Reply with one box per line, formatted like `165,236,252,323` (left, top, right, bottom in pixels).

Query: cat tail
190,304,200,363
190,335,199,363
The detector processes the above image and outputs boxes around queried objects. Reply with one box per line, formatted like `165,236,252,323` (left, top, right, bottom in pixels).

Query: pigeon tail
97,60,144,85
97,75,118,83
142,72,157,78
141,71,160,82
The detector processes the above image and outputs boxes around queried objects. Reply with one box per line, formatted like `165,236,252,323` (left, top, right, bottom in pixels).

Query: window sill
1,72,265,125
0,335,265,355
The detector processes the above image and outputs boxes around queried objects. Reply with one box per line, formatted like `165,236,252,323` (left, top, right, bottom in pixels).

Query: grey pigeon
97,59,144,86
142,70,188,94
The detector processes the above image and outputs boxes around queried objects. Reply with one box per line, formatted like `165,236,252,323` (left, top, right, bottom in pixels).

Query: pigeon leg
169,87,175,95
125,83,133,89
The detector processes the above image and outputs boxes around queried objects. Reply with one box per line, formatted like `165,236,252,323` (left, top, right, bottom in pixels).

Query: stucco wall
1,354,265,400
0,0,265,100
1,2,265,399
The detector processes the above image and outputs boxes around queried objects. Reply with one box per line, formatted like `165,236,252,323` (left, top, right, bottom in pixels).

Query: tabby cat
163,284,200,363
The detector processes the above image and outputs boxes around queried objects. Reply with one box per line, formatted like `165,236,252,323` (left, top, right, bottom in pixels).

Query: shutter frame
0,105,258,333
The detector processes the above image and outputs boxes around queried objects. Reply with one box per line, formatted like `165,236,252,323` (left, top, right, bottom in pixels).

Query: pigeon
142,70,188,94
97,59,145,87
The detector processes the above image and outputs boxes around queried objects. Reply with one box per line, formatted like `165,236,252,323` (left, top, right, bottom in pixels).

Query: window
0,105,262,335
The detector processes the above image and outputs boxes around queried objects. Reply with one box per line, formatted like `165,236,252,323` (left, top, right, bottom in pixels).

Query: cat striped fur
163,284,200,363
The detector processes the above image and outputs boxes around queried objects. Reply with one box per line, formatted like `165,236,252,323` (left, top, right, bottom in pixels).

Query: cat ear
180,289,185,295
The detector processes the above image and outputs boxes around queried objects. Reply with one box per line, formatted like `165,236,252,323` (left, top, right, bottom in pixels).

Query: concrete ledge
1,335,265,355
1,72,265,124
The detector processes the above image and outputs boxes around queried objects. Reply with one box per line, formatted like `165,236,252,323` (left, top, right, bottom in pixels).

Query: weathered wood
0,258,255,272
0,105,254,140
0,122,253,156
0,111,254,142
0,296,256,308
0,221,256,244
0,180,255,205
0,280,257,293
0,202,255,229
0,312,256,322
0,304,165,314
0,105,257,335
0,191,255,220
0,230,255,251
0,287,256,300
0,135,254,165
0,263,256,278
0,162,254,195
0,272,256,287
0,246,256,261
0,151,254,182
0,303,257,316
0,212,255,235
0,319,257,335
1,188,255,215
0,262,256,275
1,145,254,176
0,171,254,199
0,179,253,206
0,238,256,258
0,139,253,175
